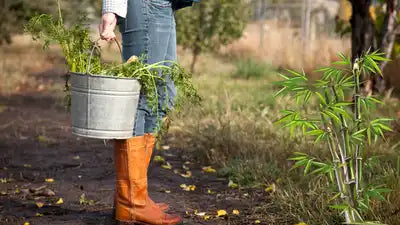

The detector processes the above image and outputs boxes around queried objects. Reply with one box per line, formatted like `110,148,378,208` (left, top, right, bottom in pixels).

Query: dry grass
221,21,351,71
0,35,66,95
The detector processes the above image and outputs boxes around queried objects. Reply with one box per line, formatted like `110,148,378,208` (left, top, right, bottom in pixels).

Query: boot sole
115,219,183,225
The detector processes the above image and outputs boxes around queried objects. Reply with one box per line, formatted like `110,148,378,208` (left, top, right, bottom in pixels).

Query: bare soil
0,69,270,225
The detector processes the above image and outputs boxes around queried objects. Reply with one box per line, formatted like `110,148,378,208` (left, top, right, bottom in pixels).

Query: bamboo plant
275,51,392,224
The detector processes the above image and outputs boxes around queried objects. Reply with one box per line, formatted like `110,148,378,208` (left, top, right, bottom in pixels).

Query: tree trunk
374,0,397,93
349,0,376,94
302,0,312,49
190,47,200,73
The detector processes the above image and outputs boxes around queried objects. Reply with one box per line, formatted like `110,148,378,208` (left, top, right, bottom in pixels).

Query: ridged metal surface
70,72,141,139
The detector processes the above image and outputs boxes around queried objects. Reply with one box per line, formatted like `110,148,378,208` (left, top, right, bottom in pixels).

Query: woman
99,0,187,224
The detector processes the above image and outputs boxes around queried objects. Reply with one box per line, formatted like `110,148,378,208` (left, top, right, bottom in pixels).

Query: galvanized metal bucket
70,40,141,139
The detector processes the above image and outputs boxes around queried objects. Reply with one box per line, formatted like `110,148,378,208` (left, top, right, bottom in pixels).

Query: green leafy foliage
25,8,200,128
232,58,274,79
0,0,100,45
175,0,249,71
276,51,392,224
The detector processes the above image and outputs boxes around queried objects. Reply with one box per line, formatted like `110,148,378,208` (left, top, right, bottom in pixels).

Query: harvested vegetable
24,4,200,119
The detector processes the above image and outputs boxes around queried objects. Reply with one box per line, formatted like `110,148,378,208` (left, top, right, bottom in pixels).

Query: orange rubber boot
114,137,182,225
144,133,169,211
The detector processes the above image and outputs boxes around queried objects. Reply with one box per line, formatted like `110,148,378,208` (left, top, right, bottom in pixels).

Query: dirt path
0,71,270,225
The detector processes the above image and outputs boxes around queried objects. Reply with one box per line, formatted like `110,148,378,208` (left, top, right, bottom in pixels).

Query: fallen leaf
0,105,7,113
24,164,32,168
161,145,170,150
154,155,165,163
0,178,7,183
232,209,240,215
173,169,179,174
207,189,216,194
165,190,171,193
184,161,191,165
216,209,227,217
228,180,238,188
204,215,211,220
255,220,261,224
73,156,80,160
265,183,276,193
56,198,64,204
180,184,196,191
45,178,54,183
161,162,172,170
24,222,30,225
36,202,44,208
0,191,6,195
37,135,48,143
35,212,44,217
180,171,192,178
15,188,20,194
182,165,190,170
296,223,308,225
195,211,206,216
202,166,216,173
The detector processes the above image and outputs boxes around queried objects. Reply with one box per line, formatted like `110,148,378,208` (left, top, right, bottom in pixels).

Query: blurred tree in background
0,0,101,45
175,0,249,72
337,0,399,94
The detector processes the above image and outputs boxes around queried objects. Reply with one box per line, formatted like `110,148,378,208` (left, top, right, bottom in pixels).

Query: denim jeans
118,0,177,136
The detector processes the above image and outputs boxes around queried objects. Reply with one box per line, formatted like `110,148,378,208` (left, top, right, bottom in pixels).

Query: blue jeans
119,0,177,136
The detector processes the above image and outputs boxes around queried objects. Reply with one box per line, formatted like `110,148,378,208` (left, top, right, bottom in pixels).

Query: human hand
99,13,117,41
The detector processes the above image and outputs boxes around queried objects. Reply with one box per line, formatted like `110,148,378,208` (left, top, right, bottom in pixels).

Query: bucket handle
86,38,123,74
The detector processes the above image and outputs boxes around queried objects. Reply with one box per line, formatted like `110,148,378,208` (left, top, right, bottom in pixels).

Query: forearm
102,0,128,18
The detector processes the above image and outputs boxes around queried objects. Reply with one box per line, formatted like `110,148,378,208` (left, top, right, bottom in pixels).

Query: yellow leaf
24,222,30,225
202,166,216,173
296,223,308,225
173,169,179,174
23,164,32,168
180,171,192,178
265,183,276,193
37,135,48,143
184,161,191,165
161,162,172,170
36,202,44,208
180,184,196,191
45,178,54,183
255,220,261,224
154,155,165,163
15,188,20,194
35,212,44,217
228,180,238,188
204,215,211,220
207,189,216,194
232,209,240,215
165,190,171,193
73,155,80,160
216,209,227,217
56,198,64,204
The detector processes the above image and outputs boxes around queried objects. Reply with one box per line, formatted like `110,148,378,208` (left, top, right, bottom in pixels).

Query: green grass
232,57,275,79
169,52,400,224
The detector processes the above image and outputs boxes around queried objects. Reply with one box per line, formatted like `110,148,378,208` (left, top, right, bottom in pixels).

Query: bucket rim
68,72,139,81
